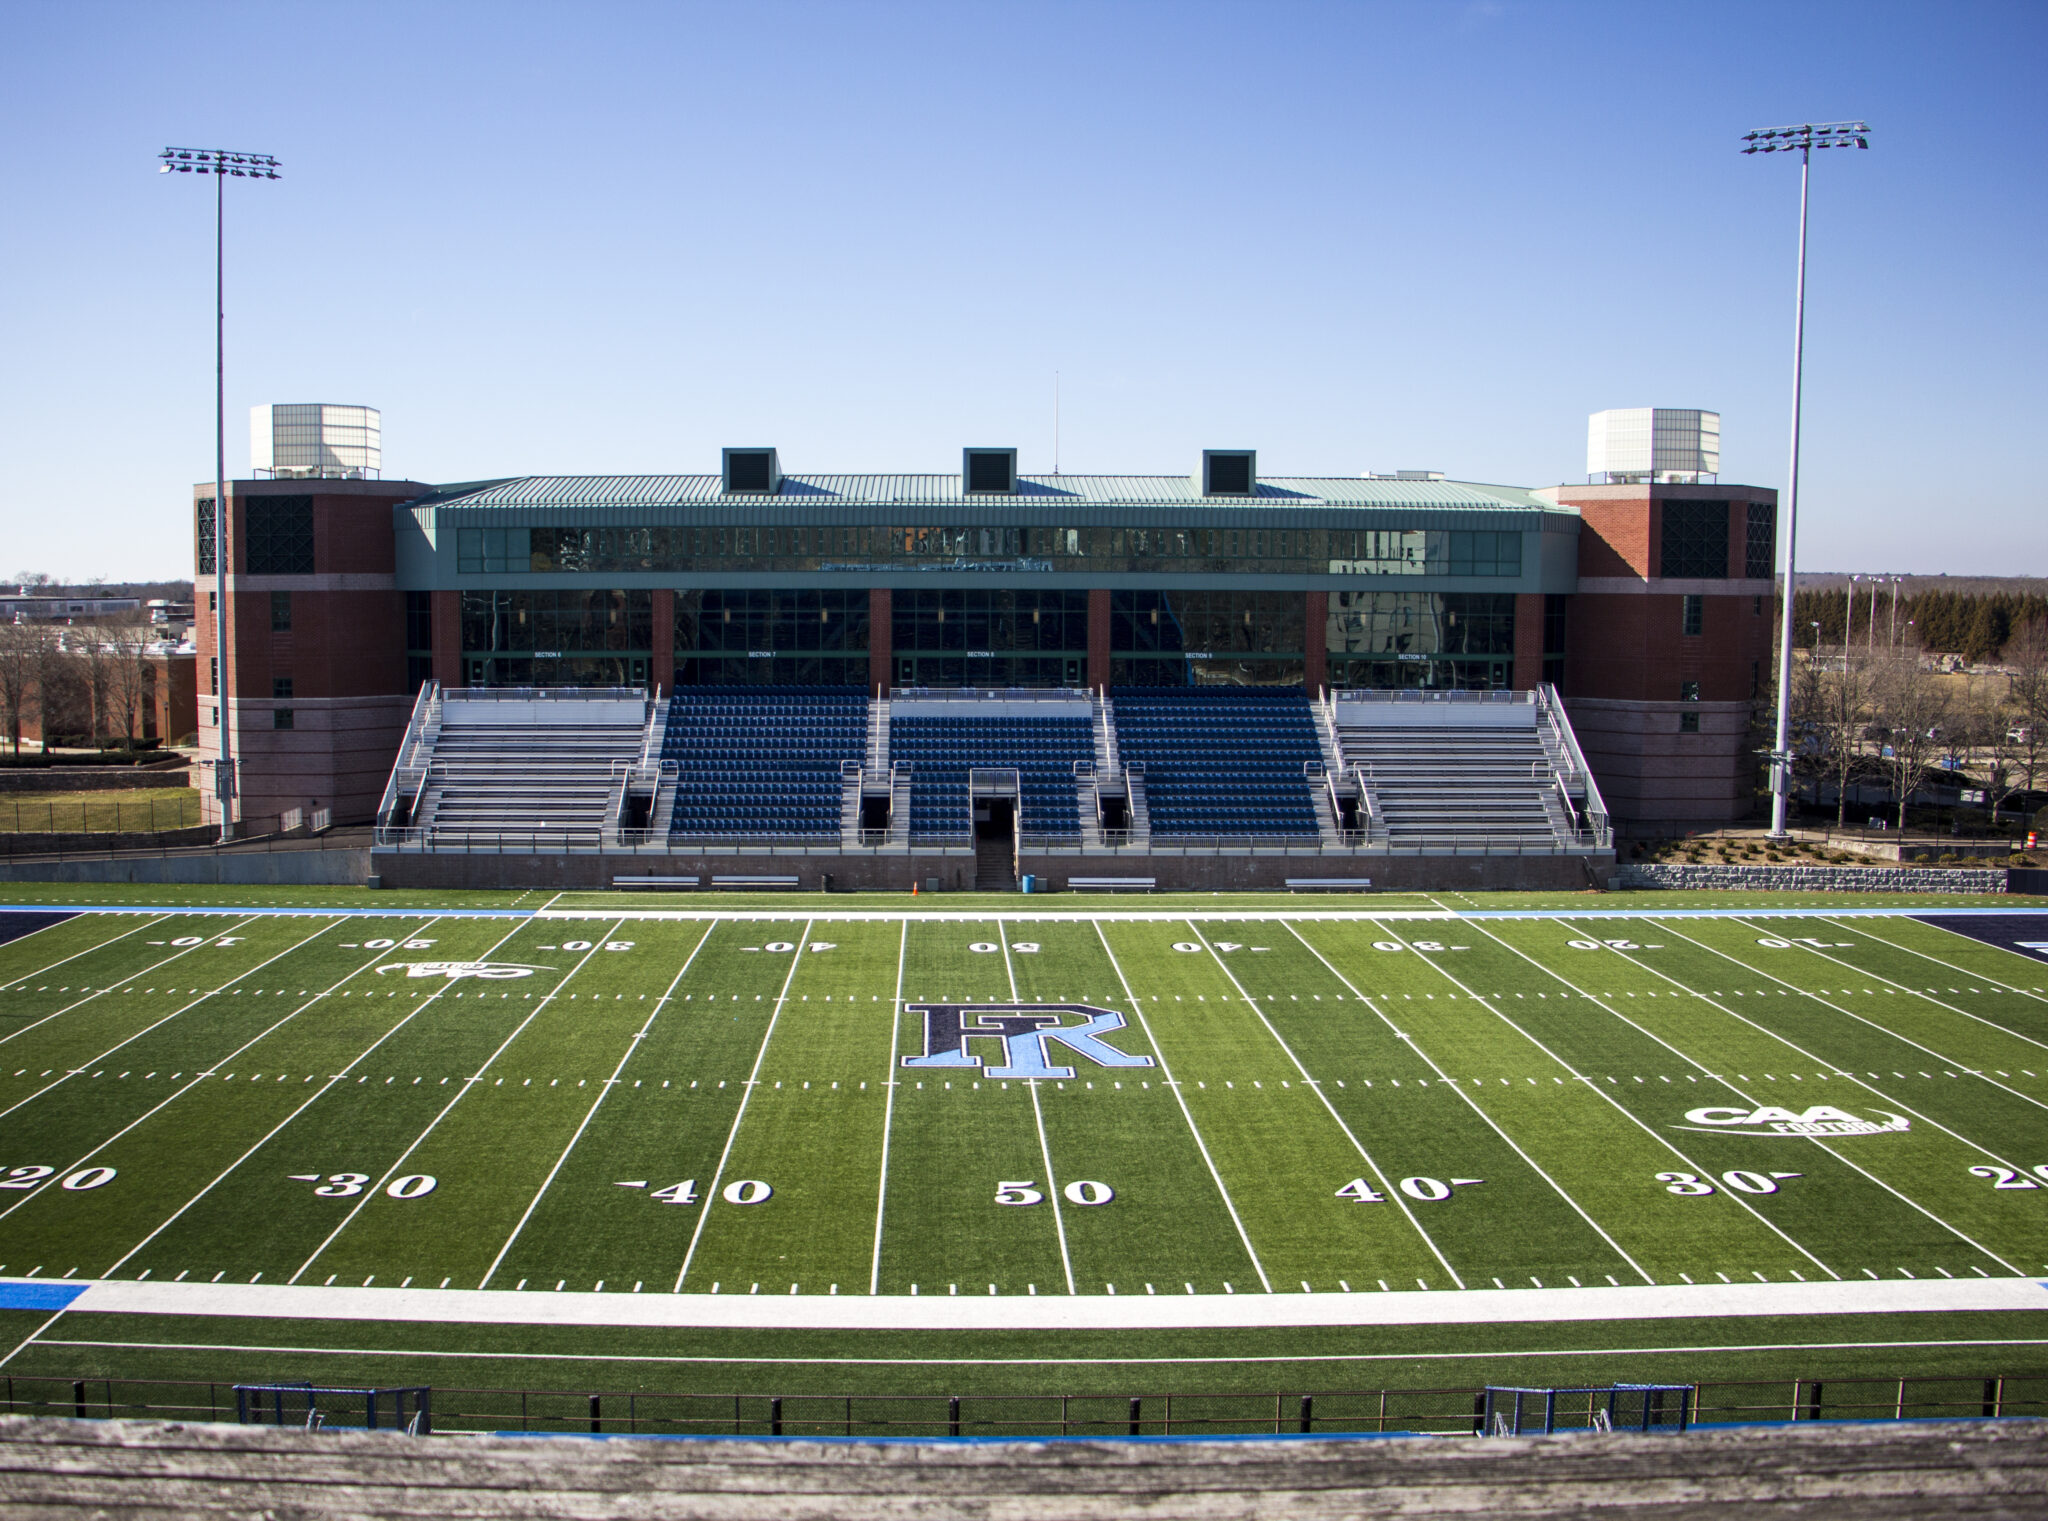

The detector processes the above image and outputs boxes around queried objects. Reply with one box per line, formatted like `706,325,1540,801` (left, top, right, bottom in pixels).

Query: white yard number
1372,942,1405,952
994,1181,1044,1206
364,937,438,949
970,942,998,954
1335,1178,1386,1203
386,1174,437,1199
1064,1180,1114,1205
1172,943,1202,953
1410,941,1445,953
1011,942,1040,954
561,940,595,951
1567,939,1639,950
1399,1176,1451,1201
723,1179,773,1205
651,1180,699,1205
1969,1165,2048,1191
171,936,204,947
763,942,796,954
606,941,636,952
1659,1170,1799,1196
314,1173,369,1197
0,1167,53,1189
61,1167,116,1191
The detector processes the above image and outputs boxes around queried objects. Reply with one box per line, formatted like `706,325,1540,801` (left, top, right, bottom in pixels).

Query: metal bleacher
375,686,647,849
1328,687,1610,852
663,688,869,839
1109,688,1323,838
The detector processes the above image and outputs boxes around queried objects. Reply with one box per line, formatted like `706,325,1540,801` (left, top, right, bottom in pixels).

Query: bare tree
2004,615,2048,811
0,621,48,755
104,614,157,748
1796,646,1875,828
1870,645,1953,831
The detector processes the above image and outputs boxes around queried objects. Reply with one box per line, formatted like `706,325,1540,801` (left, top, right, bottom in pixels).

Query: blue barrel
1020,874,1035,894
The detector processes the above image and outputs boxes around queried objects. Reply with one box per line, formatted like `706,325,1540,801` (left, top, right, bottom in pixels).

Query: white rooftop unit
1586,408,1719,484
251,403,381,479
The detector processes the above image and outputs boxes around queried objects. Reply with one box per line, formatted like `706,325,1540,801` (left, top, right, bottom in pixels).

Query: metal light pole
160,147,281,843
1847,573,1862,654
1745,121,1870,839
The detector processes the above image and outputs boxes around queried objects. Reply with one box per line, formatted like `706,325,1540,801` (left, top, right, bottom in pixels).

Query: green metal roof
412,474,1569,514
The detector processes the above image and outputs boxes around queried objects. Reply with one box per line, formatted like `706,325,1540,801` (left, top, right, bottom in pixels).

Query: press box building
190,408,1775,879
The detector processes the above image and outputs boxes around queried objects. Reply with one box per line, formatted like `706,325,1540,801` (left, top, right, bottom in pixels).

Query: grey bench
712,874,802,890
1066,876,1156,892
1286,877,1373,892
613,875,701,890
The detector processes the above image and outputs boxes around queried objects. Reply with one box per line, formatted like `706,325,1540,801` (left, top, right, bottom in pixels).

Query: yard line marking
287,922,625,1285
1856,917,2048,1005
0,913,271,1053
0,912,164,990
1541,917,2025,1276
1283,922,1646,1287
99,916,506,1278
1399,918,1840,1280
40,1332,2048,1370
1748,916,2048,1069
0,915,320,1122
1001,918,1076,1296
0,920,446,1230
678,919,815,1294
1621,918,2041,1267
1195,922,1463,1290
1094,921,1271,1293
478,919,716,1290
0,1306,73,1372
867,920,909,1298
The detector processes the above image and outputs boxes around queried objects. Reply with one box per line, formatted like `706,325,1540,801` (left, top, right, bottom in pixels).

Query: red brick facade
1551,484,1777,831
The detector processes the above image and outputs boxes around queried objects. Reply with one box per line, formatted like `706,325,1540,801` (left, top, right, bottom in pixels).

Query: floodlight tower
1744,121,1869,839
159,147,282,842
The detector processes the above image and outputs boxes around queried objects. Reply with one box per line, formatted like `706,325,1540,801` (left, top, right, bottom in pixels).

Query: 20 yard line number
0,1165,115,1191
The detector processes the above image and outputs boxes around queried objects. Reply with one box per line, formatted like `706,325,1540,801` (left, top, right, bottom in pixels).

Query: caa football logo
374,961,553,981
1677,1104,1908,1138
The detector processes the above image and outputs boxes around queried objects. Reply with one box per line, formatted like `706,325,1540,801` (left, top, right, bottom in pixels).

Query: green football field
3,895,2048,1420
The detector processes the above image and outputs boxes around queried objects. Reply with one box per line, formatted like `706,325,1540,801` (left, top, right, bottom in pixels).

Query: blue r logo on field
902,1003,1154,1080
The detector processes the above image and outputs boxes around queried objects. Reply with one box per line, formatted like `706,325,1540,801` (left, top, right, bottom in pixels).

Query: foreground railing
7,1373,2042,1438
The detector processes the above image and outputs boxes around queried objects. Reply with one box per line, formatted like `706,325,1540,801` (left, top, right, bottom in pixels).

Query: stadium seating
1337,720,1563,845
1109,688,1322,836
662,687,868,837
414,700,645,839
889,711,1092,840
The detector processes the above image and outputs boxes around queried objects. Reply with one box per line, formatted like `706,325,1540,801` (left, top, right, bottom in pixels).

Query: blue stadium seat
1110,687,1320,836
663,686,867,837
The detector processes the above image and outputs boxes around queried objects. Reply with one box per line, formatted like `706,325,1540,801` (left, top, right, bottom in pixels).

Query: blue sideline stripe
0,906,536,920
0,1282,88,1311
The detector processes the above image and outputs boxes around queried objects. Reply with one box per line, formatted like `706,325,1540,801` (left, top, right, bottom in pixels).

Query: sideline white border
14,1274,2046,1333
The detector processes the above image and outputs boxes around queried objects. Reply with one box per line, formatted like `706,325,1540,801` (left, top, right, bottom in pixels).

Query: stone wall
0,760,189,793
1618,863,2009,893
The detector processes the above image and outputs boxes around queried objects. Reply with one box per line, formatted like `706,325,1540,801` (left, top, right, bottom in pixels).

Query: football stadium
1,888,2047,1437
3,407,2042,1449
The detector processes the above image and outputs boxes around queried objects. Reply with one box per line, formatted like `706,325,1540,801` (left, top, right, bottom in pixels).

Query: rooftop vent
1201,450,1255,497
1587,409,1719,484
722,448,780,494
963,448,1017,494
1395,470,1445,481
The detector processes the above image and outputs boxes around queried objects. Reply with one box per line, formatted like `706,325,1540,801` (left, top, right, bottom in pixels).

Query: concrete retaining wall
0,848,370,887
1618,863,2010,893
371,849,1612,893
0,761,189,793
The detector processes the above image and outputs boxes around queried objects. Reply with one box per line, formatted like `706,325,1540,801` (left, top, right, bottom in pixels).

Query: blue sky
2,0,2041,579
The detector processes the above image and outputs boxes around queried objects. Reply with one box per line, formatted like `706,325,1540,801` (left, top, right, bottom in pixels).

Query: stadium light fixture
159,147,282,844
1746,121,1871,839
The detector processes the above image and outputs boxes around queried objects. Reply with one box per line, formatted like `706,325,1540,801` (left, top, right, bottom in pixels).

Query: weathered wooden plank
0,1416,2043,1520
